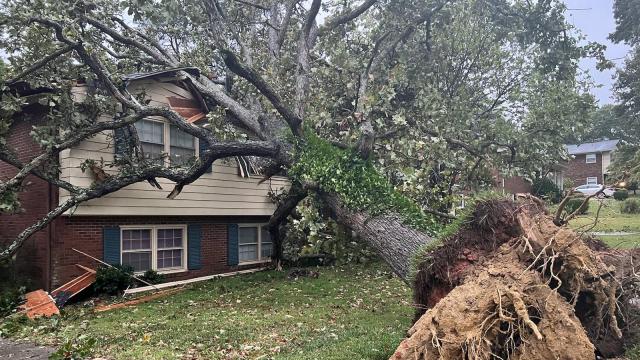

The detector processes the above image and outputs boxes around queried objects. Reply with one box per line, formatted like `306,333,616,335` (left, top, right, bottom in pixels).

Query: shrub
532,177,562,204
94,265,134,295
621,199,640,214
50,335,96,360
141,269,165,285
0,285,25,318
564,198,588,215
614,190,629,201
628,181,638,195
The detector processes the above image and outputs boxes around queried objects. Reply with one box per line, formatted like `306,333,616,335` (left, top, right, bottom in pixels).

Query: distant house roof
566,139,620,155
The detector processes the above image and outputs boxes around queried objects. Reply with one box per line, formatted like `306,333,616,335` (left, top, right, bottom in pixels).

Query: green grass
1,263,413,360
565,198,640,248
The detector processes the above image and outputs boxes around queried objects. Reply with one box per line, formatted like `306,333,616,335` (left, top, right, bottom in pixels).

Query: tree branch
318,0,378,36
5,45,74,85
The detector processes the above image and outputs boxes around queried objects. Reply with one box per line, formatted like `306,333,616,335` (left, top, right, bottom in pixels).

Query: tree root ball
392,199,639,359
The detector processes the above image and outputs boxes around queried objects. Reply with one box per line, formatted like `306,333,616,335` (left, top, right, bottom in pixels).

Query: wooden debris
51,264,96,306
19,290,59,319
94,288,184,312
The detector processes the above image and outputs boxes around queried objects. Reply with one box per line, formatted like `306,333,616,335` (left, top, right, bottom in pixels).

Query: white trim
585,153,596,164
238,223,272,265
586,177,598,185
120,224,188,273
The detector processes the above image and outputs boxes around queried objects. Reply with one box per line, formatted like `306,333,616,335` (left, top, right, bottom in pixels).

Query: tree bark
321,193,434,282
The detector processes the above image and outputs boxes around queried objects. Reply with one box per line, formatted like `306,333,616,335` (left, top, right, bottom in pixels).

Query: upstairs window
586,153,596,164
134,119,197,167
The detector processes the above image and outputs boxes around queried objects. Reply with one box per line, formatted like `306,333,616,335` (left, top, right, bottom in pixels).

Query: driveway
0,337,53,359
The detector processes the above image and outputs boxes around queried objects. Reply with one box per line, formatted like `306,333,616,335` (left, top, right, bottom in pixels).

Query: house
560,139,620,187
0,69,288,290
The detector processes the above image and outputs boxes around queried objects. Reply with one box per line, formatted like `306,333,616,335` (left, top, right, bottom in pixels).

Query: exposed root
395,199,635,360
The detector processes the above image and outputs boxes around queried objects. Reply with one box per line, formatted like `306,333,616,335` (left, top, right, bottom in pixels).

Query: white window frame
120,224,188,274
238,223,272,265
586,177,598,185
136,118,199,168
585,153,596,164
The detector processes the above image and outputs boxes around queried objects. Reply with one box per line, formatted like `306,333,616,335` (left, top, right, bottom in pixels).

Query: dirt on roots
392,198,640,360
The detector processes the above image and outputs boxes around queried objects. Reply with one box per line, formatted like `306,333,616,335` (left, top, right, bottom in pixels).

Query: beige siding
602,152,612,174
59,81,288,216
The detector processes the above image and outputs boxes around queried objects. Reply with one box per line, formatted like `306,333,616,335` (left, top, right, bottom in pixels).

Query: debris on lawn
51,264,96,307
18,289,59,319
287,268,320,280
94,287,184,312
392,197,640,359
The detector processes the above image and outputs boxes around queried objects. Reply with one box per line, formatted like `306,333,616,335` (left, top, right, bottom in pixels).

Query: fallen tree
390,197,639,359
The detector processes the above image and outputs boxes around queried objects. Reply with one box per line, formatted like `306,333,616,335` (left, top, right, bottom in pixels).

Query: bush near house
628,181,638,195
532,177,562,203
94,265,134,295
621,199,640,214
565,198,588,215
614,190,630,201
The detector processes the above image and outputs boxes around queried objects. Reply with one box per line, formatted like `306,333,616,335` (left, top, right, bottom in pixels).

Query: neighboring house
0,69,287,290
561,139,620,187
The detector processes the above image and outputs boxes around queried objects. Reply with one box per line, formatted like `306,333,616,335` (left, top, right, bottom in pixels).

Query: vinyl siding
59,80,288,216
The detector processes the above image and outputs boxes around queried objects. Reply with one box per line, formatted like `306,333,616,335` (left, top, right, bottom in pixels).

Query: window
587,177,598,185
170,125,195,166
121,225,187,273
134,119,197,167
135,120,165,165
586,153,596,164
238,224,273,263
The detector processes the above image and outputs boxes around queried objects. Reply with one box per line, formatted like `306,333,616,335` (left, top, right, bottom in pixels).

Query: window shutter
187,224,202,270
114,126,133,160
227,224,239,266
199,140,213,173
103,226,121,265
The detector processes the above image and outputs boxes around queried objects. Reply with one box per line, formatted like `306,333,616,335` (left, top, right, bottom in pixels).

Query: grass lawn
1,263,413,360
565,197,640,248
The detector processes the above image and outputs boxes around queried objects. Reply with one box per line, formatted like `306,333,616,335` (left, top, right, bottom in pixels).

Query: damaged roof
122,67,200,82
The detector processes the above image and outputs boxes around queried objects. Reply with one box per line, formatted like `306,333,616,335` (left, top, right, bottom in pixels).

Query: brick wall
564,153,603,186
0,114,55,289
52,215,271,289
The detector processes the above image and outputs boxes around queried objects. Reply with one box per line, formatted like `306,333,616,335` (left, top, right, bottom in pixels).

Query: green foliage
289,131,438,234
531,177,562,204
93,265,134,295
50,335,96,360
614,190,630,201
629,181,638,194
140,269,165,285
565,198,588,215
0,285,25,318
621,199,640,214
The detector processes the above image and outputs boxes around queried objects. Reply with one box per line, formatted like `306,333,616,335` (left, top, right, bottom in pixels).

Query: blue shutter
187,224,202,270
199,140,213,173
103,226,121,265
227,224,239,266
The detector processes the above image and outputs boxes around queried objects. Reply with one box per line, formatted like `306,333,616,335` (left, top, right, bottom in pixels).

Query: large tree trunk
322,193,434,282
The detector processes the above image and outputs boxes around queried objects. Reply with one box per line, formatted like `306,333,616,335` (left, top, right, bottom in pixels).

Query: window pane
261,242,272,258
239,244,258,262
122,251,152,272
239,227,258,245
157,228,183,249
141,142,165,165
122,229,151,251
157,249,183,269
135,120,164,144
170,146,195,166
170,126,195,149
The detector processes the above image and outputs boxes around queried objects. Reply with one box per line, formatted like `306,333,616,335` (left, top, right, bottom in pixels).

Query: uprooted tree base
392,198,640,359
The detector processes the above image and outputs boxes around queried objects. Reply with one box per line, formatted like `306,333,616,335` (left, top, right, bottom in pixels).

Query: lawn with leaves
1,263,413,360
567,198,640,248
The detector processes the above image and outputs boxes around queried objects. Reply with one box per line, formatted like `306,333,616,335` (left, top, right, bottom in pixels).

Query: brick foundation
51,215,270,289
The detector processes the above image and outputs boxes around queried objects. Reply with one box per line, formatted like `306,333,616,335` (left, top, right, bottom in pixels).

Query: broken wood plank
94,288,184,312
19,290,59,319
123,267,267,295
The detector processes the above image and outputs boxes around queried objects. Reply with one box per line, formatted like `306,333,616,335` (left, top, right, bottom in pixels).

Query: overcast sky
564,0,631,105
